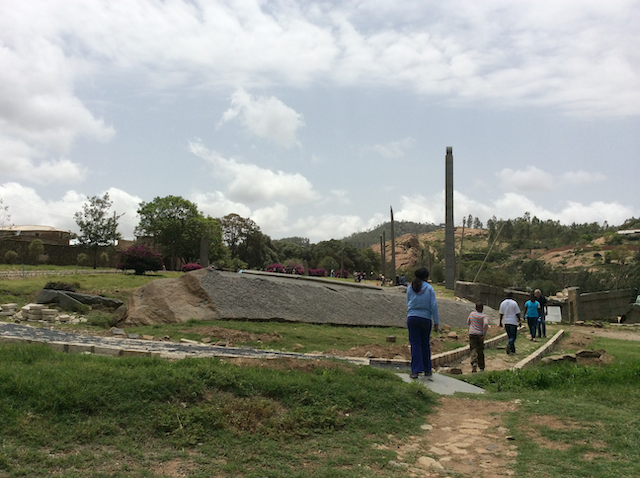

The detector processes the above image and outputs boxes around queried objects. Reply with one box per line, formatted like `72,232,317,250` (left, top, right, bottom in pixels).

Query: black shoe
409,372,419,379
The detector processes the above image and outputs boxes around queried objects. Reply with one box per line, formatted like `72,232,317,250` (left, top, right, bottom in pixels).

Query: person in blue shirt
524,293,540,342
406,267,439,380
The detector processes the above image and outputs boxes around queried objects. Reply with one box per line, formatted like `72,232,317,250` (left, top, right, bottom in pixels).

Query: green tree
28,239,44,265
219,213,259,260
74,193,122,269
136,196,200,270
180,216,225,264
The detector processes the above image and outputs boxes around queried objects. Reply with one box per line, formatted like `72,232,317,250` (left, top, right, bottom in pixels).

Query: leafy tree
179,215,225,264
237,229,279,269
77,253,90,266
74,193,123,269
28,239,44,265
136,196,200,270
219,213,259,260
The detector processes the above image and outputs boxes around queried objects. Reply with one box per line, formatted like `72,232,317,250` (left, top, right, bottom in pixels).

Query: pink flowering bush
182,263,203,272
308,268,327,277
118,245,164,275
266,263,286,273
286,263,304,275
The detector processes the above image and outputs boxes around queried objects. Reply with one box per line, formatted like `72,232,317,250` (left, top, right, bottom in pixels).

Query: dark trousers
469,334,485,370
407,316,433,375
527,317,538,339
537,316,546,337
505,324,518,353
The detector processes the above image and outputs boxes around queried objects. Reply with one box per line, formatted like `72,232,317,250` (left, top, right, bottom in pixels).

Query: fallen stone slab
576,349,603,358
37,290,123,311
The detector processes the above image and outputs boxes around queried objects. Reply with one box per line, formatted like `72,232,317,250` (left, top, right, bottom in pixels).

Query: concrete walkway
396,372,485,395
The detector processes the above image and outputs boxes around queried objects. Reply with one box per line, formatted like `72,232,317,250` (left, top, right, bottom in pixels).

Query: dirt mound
182,326,280,346
121,269,499,328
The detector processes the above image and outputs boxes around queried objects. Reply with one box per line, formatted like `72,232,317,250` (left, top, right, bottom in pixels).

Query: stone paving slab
0,322,368,364
396,372,485,395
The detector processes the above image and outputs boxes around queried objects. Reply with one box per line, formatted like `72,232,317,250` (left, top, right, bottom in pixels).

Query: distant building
0,225,72,246
617,229,640,237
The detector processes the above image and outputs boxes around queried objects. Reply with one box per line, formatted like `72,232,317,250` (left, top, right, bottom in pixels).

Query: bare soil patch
180,325,281,346
381,397,518,477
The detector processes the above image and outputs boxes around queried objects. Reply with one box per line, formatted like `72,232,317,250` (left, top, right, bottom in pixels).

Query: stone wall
456,280,637,323
0,240,118,267
455,281,529,310
568,287,637,323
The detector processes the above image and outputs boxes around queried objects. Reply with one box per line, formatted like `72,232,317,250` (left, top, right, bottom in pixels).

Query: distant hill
344,221,439,248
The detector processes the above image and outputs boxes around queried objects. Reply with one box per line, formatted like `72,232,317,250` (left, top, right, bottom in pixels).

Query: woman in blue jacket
406,267,439,379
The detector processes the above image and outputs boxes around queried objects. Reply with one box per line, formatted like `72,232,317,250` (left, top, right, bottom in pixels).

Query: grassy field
465,334,640,478
0,343,435,478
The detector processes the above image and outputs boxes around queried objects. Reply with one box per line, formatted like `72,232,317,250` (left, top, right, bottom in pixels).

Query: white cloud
0,33,114,184
189,141,320,204
497,166,607,192
561,170,607,186
0,183,139,238
218,88,304,148
366,137,414,159
497,166,555,192
190,191,252,219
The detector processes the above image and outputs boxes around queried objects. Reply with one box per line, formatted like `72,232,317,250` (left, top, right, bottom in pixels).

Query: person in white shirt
499,292,521,354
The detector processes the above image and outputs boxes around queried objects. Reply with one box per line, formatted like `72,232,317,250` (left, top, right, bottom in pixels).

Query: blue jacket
406,281,439,324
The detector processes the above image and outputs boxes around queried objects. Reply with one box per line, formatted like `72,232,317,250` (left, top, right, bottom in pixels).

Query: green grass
0,343,436,477
464,335,640,477
0,272,183,307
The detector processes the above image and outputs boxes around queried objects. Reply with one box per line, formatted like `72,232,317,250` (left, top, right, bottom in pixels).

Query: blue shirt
406,281,439,324
524,300,540,318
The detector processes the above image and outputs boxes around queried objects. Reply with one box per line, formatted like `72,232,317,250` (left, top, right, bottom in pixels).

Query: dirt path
383,397,518,477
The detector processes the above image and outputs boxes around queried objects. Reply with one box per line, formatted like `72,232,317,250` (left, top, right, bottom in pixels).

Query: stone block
122,349,151,357
142,335,155,341
47,341,68,353
180,338,199,344
68,343,94,354
576,349,602,358
93,346,123,357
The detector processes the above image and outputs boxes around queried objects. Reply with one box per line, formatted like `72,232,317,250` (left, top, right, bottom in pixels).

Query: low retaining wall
370,329,515,370
511,329,565,370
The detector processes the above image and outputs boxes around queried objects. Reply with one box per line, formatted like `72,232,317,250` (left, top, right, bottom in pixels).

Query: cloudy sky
1,0,639,242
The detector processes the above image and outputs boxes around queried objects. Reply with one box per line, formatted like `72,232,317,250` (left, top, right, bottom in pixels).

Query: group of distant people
404,267,548,380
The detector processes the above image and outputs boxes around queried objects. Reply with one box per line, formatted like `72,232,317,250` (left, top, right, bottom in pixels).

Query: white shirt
499,298,521,326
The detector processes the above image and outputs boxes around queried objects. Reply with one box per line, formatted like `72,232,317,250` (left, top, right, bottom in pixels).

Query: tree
0,198,10,227
136,196,200,270
29,239,44,265
74,193,122,268
179,215,225,264
219,213,259,259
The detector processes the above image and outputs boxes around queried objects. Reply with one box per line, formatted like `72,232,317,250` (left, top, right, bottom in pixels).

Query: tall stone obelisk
390,206,396,285
445,147,455,289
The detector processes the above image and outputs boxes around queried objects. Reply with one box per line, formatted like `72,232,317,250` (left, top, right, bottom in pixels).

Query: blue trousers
407,316,433,374
505,324,518,353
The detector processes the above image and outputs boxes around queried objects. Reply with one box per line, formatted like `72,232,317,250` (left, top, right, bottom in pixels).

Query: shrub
43,282,78,292
266,263,286,273
308,268,327,277
100,252,109,267
77,253,90,266
118,245,164,275
182,263,203,272
4,250,18,264
335,269,350,278
29,239,44,264
285,262,304,275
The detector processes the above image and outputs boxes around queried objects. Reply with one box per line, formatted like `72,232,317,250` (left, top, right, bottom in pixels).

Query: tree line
73,194,381,274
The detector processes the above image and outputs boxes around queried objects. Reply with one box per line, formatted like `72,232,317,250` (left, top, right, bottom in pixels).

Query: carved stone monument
445,147,455,289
